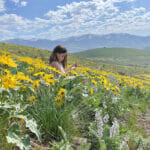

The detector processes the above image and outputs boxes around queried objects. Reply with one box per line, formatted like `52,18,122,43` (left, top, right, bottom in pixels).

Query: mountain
75,47,150,67
3,33,150,53
144,46,150,50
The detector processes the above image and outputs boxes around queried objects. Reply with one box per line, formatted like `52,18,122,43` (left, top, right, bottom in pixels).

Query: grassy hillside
0,42,51,61
0,48,150,150
1,42,150,78
75,47,150,67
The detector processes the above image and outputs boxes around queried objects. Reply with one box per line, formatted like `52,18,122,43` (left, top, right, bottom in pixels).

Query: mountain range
3,33,150,53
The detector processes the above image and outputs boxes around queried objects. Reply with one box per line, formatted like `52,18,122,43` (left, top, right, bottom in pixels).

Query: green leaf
77,143,91,150
89,127,107,150
58,126,67,142
16,115,41,141
6,124,31,150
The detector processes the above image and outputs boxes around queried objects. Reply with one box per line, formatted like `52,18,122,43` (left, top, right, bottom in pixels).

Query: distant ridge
74,47,150,67
144,46,150,50
3,33,150,53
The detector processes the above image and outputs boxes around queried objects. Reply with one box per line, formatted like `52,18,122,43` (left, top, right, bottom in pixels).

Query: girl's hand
66,63,78,73
74,63,78,67
71,63,78,70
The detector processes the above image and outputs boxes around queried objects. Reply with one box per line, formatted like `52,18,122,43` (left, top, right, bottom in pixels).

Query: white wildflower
103,102,107,109
112,96,118,103
120,141,129,150
103,114,109,123
124,136,129,142
0,87,5,93
110,119,119,138
95,111,103,138
91,84,97,90
137,147,143,150
82,93,88,97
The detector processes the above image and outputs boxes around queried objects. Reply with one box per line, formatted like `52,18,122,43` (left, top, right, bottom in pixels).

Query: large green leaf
6,124,31,150
89,127,107,150
16,115,41,141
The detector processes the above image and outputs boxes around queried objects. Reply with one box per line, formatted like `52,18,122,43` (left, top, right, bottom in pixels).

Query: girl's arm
51,61,62,72
65,63,78,73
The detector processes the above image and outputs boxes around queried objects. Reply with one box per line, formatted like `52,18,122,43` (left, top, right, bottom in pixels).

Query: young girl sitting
49,45,77,75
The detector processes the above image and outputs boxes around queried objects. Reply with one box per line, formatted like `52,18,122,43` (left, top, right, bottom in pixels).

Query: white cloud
0,14,31,31
11,0,19,4
42,0,150,39
45,0,119,24
1,0,150,40
10,0,27,7
21,1,27,7
111,0,135,2
0,29,16,40
0,0,5,12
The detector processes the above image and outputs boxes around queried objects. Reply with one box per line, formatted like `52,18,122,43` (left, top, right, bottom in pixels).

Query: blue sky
0,0,150,40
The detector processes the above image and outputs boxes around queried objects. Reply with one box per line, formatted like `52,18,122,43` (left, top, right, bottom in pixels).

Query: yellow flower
31,95,35,101
91,79,97,85
28,95,36,103
65,73,69,78
16,72,33,83
90,88,94,94
1,74,19,89
55,96,64,106
33,80,40,90
0,53,17,67
68,70,79,76
22,85,27,89
33,72,45,77
27,67,34,73
43,74,55,85
58,88,66,97
20,118,25,124
4,69,10,74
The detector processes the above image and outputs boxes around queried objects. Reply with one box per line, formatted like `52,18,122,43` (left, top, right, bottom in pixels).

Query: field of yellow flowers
0,49,150,150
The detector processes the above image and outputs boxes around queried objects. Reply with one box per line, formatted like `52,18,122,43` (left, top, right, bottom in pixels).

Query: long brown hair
49,45,67,68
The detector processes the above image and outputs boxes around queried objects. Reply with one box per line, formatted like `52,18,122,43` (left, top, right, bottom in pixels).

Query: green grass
0,42,51,61
1,42,150,78
1,44,150,149
75,47,150,67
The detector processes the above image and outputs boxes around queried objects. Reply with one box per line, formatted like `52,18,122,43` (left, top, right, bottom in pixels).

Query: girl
49,45,77,75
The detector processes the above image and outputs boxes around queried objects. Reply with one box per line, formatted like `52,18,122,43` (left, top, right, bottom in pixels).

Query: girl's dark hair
49,45,67,68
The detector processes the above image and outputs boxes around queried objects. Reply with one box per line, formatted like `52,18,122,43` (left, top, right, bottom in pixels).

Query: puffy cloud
10,0,27,7
11,0,19,4
45,0,118,24
0,0,150,40
21,1,27,7
0,0,5,12
42,0,150,38
0,29,16,40
0,14,31,30
111,0,135,2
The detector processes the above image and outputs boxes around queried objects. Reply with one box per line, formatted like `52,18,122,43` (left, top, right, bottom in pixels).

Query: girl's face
56,53,66,62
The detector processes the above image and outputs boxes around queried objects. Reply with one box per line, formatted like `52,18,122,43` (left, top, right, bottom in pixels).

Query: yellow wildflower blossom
28,95,36,103
22,85,27,89
33,72,45,77
20,118,25,124
1,74,19,90
0,53,17,67
55,96,64,106
90,88,94,94
58,88,66,97
33,80,40,90
91,79,97,85
43,74,55,85
26,67,35,73
16,72,33,83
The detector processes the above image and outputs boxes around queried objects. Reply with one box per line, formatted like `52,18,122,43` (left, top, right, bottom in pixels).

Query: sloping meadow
0,49,150,150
